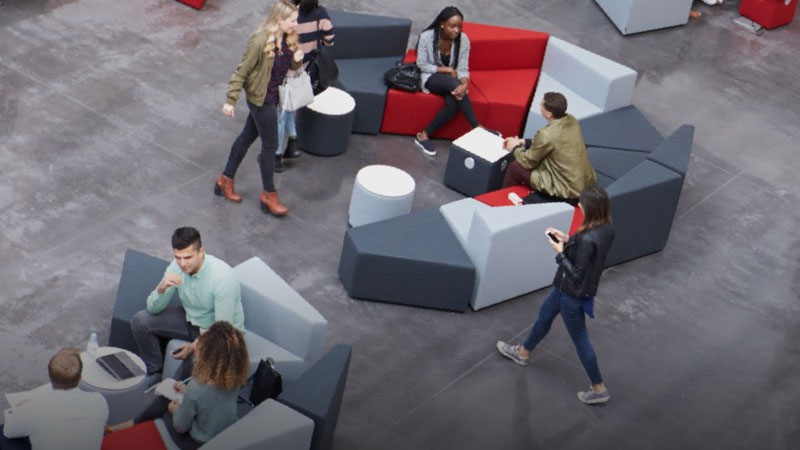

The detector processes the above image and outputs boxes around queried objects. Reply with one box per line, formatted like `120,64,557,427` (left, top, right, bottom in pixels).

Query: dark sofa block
339,209,475,312
580,105,664,152
327,10,411,59
279,345,352,450
647,125,695,176
335,57,399,135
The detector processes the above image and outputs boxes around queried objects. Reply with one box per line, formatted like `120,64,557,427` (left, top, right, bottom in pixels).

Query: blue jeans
276,108,296,155
522,288,604,385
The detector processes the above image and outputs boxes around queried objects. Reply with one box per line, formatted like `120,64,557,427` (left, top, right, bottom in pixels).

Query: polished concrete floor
1,0,799,448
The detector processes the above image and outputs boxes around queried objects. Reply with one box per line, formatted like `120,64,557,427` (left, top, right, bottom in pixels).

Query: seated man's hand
503,137,524,151
171,341,195,360
157,273,183,294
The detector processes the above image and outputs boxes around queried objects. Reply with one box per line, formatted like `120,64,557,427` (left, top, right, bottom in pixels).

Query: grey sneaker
577,386,611,404
414,135,437,156
496,341,529,366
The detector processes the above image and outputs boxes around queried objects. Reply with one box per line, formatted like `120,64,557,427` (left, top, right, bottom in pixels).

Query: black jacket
553,223,614,298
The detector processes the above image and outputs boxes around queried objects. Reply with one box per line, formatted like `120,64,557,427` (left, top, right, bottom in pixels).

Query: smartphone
547,231,559,243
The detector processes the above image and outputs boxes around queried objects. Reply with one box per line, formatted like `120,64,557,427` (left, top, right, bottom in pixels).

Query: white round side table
79,346,147,423
348,165,416,227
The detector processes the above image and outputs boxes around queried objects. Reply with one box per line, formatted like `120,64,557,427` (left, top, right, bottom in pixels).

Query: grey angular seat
327,10,411,135
579,105,664,152
339,209,475,312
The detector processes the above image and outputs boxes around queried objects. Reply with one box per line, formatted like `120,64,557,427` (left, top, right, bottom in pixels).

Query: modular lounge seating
380,22,549,139
595,0,694,35
523,36,637,136
339,107,694,311
108,250,351,450
327,10,412,135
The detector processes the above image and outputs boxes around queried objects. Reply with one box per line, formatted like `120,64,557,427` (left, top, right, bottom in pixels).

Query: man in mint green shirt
131,227,244,381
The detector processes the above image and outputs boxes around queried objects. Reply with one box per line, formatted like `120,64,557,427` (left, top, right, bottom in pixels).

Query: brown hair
49,347,83,390
543,92,568,119
578,186,612,233
192,321,249,391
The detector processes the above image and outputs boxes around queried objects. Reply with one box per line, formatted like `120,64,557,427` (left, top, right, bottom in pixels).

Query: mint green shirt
146,254,245,331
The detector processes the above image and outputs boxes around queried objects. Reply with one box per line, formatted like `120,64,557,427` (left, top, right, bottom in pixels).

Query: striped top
295,6,335,65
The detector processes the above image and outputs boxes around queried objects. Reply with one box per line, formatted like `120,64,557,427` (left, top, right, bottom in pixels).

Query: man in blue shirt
131,227,244,383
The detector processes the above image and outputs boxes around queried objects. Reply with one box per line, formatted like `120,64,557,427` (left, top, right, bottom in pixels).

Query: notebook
96,352,145,380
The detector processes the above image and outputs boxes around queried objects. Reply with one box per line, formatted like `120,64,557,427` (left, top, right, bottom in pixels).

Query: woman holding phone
496,186,615,404
107,321,249,449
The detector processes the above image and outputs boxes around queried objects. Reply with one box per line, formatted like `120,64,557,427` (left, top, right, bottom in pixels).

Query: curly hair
258,0,300,58
192,322,249,391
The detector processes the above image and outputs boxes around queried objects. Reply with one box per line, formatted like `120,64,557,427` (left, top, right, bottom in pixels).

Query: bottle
87,332,98,358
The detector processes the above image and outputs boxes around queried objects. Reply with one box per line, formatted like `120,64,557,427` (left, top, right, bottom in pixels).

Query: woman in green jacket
215,1,304,216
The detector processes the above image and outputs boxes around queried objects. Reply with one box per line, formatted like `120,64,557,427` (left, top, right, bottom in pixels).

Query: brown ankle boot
214,175,242,203
259,190,289,216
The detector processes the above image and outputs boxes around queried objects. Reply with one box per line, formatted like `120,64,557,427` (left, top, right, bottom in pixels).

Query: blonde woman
214,1,304,216
108,322,250,449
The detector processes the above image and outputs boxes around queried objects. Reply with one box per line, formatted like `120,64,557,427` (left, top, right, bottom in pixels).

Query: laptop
96,352,145,380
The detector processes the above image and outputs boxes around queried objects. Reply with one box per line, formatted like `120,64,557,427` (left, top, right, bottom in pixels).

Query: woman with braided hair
413,6,480,157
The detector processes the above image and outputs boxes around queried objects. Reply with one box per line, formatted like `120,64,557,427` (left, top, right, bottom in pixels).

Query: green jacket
226,31,302,107
513,114,597,199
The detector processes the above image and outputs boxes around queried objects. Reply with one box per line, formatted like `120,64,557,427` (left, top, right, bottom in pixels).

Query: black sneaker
283,138,302,159
414,135,437,157
274,155,285,173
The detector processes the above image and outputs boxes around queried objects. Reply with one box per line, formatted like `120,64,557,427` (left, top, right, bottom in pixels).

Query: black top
553,223,614,298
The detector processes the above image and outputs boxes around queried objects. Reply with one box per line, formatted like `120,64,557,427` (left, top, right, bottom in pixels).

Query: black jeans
222,101,278,192
131,306,200,376
134,397,202,450
424,73,479,135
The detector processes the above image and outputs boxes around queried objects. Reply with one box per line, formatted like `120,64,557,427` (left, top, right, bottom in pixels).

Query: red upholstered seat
176,0,206,9
380,23,548,140
475,186,583,235
102,421,167,450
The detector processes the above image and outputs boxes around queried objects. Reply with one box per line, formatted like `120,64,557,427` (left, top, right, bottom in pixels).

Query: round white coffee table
348,165,416,227
79,346,147,423
295,87,356,156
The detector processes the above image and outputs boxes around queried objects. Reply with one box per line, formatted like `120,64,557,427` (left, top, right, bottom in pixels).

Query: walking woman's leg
521,288,562,353
222,111,259,178
248,103,278,192
560,295,604,386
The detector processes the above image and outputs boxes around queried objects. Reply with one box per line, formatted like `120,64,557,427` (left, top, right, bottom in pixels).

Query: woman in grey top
413,6,479,157
107,321,249,449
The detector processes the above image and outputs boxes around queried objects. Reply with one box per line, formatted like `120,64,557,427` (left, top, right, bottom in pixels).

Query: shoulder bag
306,20,339,95
384,61,421,92
279,70,315,111
249,357,283,406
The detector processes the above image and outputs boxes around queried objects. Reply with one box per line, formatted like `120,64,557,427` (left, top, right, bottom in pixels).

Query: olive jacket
513,114,597,199
226,30,303,107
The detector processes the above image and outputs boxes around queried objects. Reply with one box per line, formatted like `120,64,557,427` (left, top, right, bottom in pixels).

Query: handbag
306,20,339,95
384,61,421,92
279,70,315,112
249,358,283,406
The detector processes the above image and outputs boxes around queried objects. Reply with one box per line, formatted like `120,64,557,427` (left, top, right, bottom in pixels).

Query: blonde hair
258,1,300,58
192,322,249,391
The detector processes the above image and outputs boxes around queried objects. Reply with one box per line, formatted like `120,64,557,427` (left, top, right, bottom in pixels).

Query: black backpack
306,21,339,95
384,61,421,92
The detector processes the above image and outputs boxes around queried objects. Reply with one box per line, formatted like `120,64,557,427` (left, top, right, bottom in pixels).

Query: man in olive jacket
502,92,597,204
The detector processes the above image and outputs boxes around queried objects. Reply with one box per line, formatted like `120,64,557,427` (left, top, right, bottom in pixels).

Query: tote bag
279,71,315,112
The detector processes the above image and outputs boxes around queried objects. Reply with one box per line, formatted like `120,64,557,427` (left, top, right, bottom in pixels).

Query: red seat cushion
176,0,206,9
462,23,549,71
475,186,583,235
102,421,167,450
470,69,540,138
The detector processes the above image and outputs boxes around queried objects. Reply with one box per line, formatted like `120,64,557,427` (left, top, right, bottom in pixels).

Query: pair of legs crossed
502,161,578,205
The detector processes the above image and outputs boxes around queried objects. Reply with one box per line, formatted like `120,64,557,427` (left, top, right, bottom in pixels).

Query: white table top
452,127,508,163
356,165,416,198
80,346,146,391
306,86,356,115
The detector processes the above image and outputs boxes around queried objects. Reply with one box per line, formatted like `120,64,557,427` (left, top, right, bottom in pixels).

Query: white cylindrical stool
348,165,416,227
296,87,356,156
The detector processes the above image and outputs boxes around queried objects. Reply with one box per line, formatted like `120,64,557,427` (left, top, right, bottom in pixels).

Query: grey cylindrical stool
348,165,416,227
296,87,356,156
